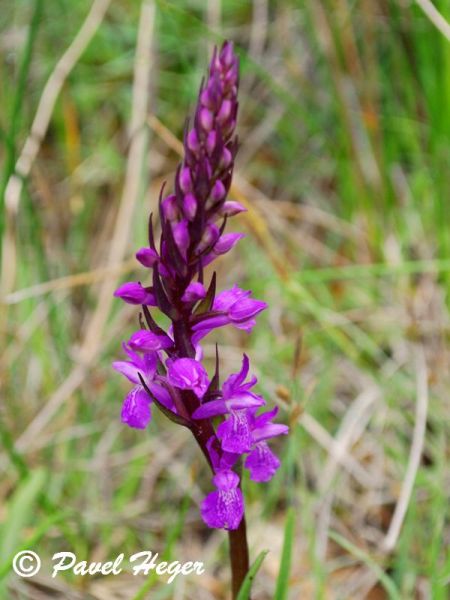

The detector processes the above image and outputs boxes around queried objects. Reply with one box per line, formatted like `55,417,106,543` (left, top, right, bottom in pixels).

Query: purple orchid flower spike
112,40,288,598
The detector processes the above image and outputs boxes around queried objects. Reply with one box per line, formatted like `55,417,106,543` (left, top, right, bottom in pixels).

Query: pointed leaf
194,272,216,315
236,550,269,600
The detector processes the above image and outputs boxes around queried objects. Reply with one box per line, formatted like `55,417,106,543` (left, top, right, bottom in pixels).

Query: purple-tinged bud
206,131,217,155
187,129,200,154
217,100,232,125
219,147,233,169
181,282,206,302
196,222,220,254
161,194,179,221
200,108,213,132
220,42,235,69
167,358,209,398
121,386,151,429
179,167,193,193
211,180,226,202
128,329,173,352
213,232,245,255
223,119,237,138
172,219,190,259
183,193,198,220
136,247,159,268
114,282,156,306
201,81,222,111
219,201,246,217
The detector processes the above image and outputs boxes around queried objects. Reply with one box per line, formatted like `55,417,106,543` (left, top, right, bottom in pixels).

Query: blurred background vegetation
1,0,449,598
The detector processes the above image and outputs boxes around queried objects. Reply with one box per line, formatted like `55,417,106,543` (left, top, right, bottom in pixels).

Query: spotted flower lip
201,470,244,530
112,40,288,534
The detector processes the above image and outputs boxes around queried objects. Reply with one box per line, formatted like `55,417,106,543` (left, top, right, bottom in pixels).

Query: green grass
1,0,449,598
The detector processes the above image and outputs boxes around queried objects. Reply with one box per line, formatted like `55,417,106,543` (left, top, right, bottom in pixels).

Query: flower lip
121,386,151,429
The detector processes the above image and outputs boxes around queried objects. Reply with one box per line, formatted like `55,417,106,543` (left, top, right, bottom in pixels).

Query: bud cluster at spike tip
113,41,288,531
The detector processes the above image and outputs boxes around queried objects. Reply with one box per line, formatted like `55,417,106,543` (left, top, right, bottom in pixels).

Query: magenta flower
192,355,264,420
114,281,156,305
167,358,210,398
201,470,244,530
127,330,173,352
191,286,267,343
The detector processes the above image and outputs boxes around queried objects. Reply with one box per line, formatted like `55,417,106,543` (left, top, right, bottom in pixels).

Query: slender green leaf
274,508,295,600
236,550,269,600
329,531,401,600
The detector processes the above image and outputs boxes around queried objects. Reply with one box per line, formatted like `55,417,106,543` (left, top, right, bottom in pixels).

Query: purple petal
201,472,244,530
187,129,200,154
161,194,179,220
199,108,213,132
252,406,279,428
114,282,154,305
196,223,220,254
213,286,250,312
121,386,151,429
166,358,209,398
245,442,281,482
229,298,267,323
128,330,172,352
148,381,174,410
192,399,228,420
218,149,233,170
179,167,192,193
173,220,190,259
212,470,239,491
136,247,159,268
211,180,226,202
217,99,232,124
219,201,246,217
217,411,252,453
182,282,206,303
191,314,230,333
112,360,141,385
226,392,265,411
223,354,250,394
252,422,289,444
182,193,197,220
213,233,245,256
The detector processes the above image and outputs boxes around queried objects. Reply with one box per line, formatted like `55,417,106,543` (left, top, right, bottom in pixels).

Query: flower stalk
113,41,288,597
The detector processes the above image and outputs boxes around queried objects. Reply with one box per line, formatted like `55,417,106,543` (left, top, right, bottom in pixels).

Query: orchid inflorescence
113,41,288,531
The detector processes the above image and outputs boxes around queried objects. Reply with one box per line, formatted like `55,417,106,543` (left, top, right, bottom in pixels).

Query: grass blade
329,531,401,600
274,507,295,600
